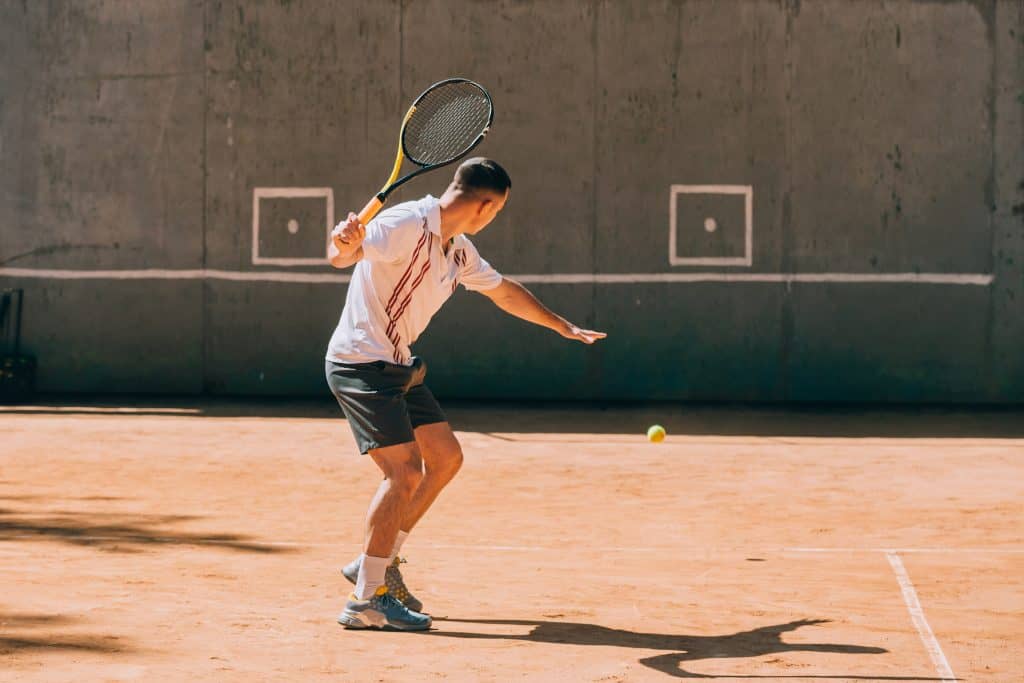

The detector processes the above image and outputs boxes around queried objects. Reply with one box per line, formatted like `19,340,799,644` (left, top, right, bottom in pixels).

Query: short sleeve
457,238,503,292
359,208,425,263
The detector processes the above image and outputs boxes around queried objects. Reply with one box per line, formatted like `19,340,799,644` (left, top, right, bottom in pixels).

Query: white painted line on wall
252,187,334,266
516,270,987,284
0,267,352,283
886,552,957,683
669,184,754,267
0,268,995,285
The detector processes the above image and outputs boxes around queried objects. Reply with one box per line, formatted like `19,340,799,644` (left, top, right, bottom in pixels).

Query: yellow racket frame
357,106,417,226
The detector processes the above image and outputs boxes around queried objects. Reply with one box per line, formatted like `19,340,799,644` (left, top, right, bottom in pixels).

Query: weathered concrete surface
991,0,1024,400
1,1,205,268
14,279,204,393
1,1,1022,401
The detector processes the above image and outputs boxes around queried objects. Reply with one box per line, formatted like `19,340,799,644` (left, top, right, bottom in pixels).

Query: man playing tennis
325,157,606,630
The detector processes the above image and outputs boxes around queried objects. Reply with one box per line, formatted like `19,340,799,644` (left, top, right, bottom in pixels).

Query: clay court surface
1,401,1021,681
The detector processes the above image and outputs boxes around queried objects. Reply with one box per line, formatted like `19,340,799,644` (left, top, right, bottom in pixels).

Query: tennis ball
646,424,666,443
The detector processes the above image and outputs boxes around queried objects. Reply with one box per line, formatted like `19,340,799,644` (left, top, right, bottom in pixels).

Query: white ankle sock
389,530,409,563
355,554,389,599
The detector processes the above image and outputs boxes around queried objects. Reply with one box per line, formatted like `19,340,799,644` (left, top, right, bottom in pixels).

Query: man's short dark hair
453,157,511,197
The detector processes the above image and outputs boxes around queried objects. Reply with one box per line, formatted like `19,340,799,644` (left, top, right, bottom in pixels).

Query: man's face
467,189,509,234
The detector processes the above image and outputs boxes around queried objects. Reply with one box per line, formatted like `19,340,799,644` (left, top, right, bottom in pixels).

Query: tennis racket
357,78,494,226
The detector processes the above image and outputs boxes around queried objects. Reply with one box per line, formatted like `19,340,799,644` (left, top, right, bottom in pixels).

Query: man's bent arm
478,277,607,344
328,212,366,269
329,243,363,269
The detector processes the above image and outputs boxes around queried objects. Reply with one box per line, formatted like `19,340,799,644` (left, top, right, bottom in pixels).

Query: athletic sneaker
337,586,432,631
342,555,423,613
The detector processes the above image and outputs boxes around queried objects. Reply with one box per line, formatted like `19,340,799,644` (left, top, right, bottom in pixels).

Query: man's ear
476,197,494,215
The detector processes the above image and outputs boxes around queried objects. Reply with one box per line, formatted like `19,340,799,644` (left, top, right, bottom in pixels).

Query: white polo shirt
326,195,503,366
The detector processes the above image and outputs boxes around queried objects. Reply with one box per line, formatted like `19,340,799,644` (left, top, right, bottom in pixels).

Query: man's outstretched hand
559,323,607,345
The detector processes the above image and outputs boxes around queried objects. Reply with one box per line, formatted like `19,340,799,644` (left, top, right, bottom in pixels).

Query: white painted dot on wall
704,217,718,233
287,219,300,234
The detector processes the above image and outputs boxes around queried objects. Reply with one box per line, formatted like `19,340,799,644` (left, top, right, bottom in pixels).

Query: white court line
0,531,986,683
0,267,995,285
787,546,1024,554
886,552,957,683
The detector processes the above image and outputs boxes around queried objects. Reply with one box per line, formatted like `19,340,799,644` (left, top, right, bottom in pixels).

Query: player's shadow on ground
0,503,290,554
429,617,947,680
0,610,133,655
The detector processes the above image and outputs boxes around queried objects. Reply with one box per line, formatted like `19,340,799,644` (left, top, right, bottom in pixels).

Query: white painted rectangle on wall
669,184,753,267
252,187,334,266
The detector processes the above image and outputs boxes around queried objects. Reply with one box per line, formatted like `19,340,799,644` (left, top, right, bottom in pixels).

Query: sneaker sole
337,612,431,631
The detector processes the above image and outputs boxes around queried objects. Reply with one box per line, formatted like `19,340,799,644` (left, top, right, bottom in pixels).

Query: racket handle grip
358,196,384,226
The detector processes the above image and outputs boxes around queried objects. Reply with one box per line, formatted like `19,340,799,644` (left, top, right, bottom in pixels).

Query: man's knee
438,447,463,478
414,423,463,479
393,453,424,495
402,457,425,491
371,444,424,494
425,443,462,480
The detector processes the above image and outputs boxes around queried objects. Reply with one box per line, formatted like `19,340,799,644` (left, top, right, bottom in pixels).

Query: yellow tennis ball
647,424,666,443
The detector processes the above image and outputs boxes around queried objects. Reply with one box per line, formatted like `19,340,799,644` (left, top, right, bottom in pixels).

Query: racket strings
403,83,492,166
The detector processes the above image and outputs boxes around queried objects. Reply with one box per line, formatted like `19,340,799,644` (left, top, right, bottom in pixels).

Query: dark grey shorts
325,357,447,454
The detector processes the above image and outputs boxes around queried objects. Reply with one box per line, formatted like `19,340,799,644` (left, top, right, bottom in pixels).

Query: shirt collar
421,194,442,237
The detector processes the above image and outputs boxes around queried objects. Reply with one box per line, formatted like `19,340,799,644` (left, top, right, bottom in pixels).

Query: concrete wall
2,0,1022,401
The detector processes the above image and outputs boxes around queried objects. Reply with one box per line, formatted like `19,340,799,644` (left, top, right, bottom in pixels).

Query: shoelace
377,591,409,612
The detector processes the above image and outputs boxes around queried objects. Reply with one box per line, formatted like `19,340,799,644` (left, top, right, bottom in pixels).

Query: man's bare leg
353,442,422,598
342,424,461,612
402,421,464,532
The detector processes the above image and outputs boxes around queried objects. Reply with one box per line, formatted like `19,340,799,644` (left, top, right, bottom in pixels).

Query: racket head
401,78,493,168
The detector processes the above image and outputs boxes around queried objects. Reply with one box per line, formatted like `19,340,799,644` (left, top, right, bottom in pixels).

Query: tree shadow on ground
429,617,951,680
0,610,132,655
0,504,291,554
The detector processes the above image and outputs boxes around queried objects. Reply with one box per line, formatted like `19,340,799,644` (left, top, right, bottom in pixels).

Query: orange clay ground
1,400,1022,682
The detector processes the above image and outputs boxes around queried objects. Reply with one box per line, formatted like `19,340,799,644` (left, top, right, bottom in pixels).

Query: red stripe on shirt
385,233,433,362
384,230,429,315
387,325,403,363
387,257,432,336
385,236,432,339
